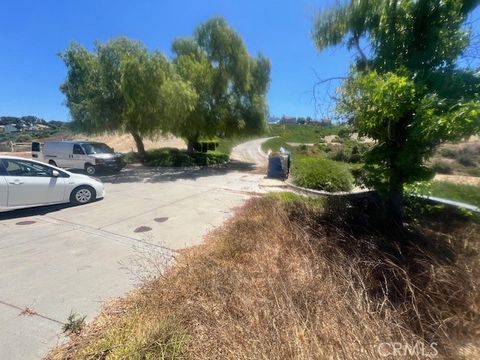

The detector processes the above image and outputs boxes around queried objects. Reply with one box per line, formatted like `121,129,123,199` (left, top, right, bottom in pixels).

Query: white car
0,155,105,212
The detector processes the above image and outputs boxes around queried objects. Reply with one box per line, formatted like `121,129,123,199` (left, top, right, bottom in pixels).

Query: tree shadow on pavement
0,203,73,220
97,160,261,185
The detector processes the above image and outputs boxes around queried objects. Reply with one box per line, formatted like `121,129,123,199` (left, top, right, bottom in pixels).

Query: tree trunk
131,132,146,158
387,178,404,228
186,134,199,155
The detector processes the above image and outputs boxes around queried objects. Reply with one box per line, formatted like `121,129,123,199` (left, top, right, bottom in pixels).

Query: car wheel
70,186,96,205
85,163,96,175
49,160,57,167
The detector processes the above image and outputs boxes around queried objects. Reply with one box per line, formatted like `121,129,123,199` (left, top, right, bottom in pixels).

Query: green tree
171,17,271,153
313,0,480,224
60,37,196,157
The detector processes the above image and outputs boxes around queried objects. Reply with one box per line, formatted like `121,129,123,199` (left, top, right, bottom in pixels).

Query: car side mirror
52,170,60,177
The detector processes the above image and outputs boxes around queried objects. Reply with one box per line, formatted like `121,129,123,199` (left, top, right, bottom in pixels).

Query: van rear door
32,142,41,159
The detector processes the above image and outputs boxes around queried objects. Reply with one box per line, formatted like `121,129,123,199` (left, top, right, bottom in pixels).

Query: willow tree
60,37,196,157
171,17,271,153
314,0,480,224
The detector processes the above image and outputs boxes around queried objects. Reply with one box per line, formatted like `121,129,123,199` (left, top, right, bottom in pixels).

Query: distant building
4,124,19,133
279,116,297,125
0,125,4,133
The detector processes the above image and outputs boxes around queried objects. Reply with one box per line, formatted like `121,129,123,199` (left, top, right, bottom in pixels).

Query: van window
82,143,114,155
32,142,41,152
73,144,85,155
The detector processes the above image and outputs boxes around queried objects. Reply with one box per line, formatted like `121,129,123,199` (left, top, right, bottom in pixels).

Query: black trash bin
267,149,290,179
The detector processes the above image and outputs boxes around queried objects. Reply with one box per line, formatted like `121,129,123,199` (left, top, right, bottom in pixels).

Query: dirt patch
434,174,480,186
84,133,186,153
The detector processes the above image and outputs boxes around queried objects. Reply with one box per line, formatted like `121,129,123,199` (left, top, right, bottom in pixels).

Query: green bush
123,151,143,164
292,157,353,192
144,148,228,167
327,148,348,162
431,161,453,174
439,147,457,159
193,140,220,153
457,154,476,167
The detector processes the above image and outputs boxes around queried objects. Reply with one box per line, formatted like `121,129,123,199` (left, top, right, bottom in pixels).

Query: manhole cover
134,226,152,233
16,221,36,225
154,217,169,223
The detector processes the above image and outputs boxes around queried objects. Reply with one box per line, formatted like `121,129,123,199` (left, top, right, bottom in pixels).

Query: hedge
143,148,228,167
292,157,353,192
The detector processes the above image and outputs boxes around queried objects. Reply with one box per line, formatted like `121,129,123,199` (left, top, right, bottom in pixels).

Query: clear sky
0,1,478,121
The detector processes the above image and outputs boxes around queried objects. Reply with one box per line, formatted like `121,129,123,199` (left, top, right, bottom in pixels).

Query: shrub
292,157,353,192
144,148,228,167
457,154,476,167
327,148,348,162
193,140,220,153
123,151,143,164
431,161,453,174
466,167,480,177
296,144,308,153
439,147,458,159
337,127,351,138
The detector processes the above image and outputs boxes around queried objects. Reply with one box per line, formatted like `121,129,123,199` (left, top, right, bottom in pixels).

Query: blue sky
0,1,478,121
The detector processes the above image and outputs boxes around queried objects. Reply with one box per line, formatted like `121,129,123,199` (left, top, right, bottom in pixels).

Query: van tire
49,160,57,167
70,185,96,205
85,163,96,175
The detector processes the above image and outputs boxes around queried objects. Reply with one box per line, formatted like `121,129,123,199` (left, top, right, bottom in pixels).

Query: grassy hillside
267,123,347,143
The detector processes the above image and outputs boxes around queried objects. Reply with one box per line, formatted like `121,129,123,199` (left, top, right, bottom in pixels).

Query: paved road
230,137,271,169
0,156,272,359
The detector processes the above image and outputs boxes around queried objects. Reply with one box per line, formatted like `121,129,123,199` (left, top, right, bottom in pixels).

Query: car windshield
81,143,114,155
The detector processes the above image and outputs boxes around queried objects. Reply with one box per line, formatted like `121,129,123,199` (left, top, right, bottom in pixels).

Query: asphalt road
0,141,273,359
230,137,271,169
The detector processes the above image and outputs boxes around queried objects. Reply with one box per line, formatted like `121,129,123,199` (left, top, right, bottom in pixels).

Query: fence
0,141,32,152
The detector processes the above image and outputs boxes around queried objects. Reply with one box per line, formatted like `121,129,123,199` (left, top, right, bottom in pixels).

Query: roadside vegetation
424,181,480,208
263,124,367,191
136,148,229,167
430,142,480,177
267,123,348,143
47,194,480,359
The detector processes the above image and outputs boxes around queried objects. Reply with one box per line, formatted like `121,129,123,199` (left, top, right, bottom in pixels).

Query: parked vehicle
32,140,125,175
0,155,104,212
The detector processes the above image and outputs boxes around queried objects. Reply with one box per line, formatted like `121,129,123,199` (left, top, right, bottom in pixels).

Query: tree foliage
313,0,480,223
61,18,269,155
60,38,196,156
171,17,271,151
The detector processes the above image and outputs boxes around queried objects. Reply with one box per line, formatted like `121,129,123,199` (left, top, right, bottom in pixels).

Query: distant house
0,125,5,133
4,124,19,133
279,116,297,125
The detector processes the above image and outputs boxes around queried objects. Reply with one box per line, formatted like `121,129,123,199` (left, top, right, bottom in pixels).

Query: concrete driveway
0,150,272,359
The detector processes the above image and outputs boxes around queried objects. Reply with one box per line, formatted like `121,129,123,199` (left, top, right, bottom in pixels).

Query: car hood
90,153,123,160
67,172,102,185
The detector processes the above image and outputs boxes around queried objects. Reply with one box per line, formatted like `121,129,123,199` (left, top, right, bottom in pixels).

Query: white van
32,140,125,175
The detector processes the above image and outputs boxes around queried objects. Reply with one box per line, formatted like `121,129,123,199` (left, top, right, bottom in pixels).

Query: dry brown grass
46,194,480,360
